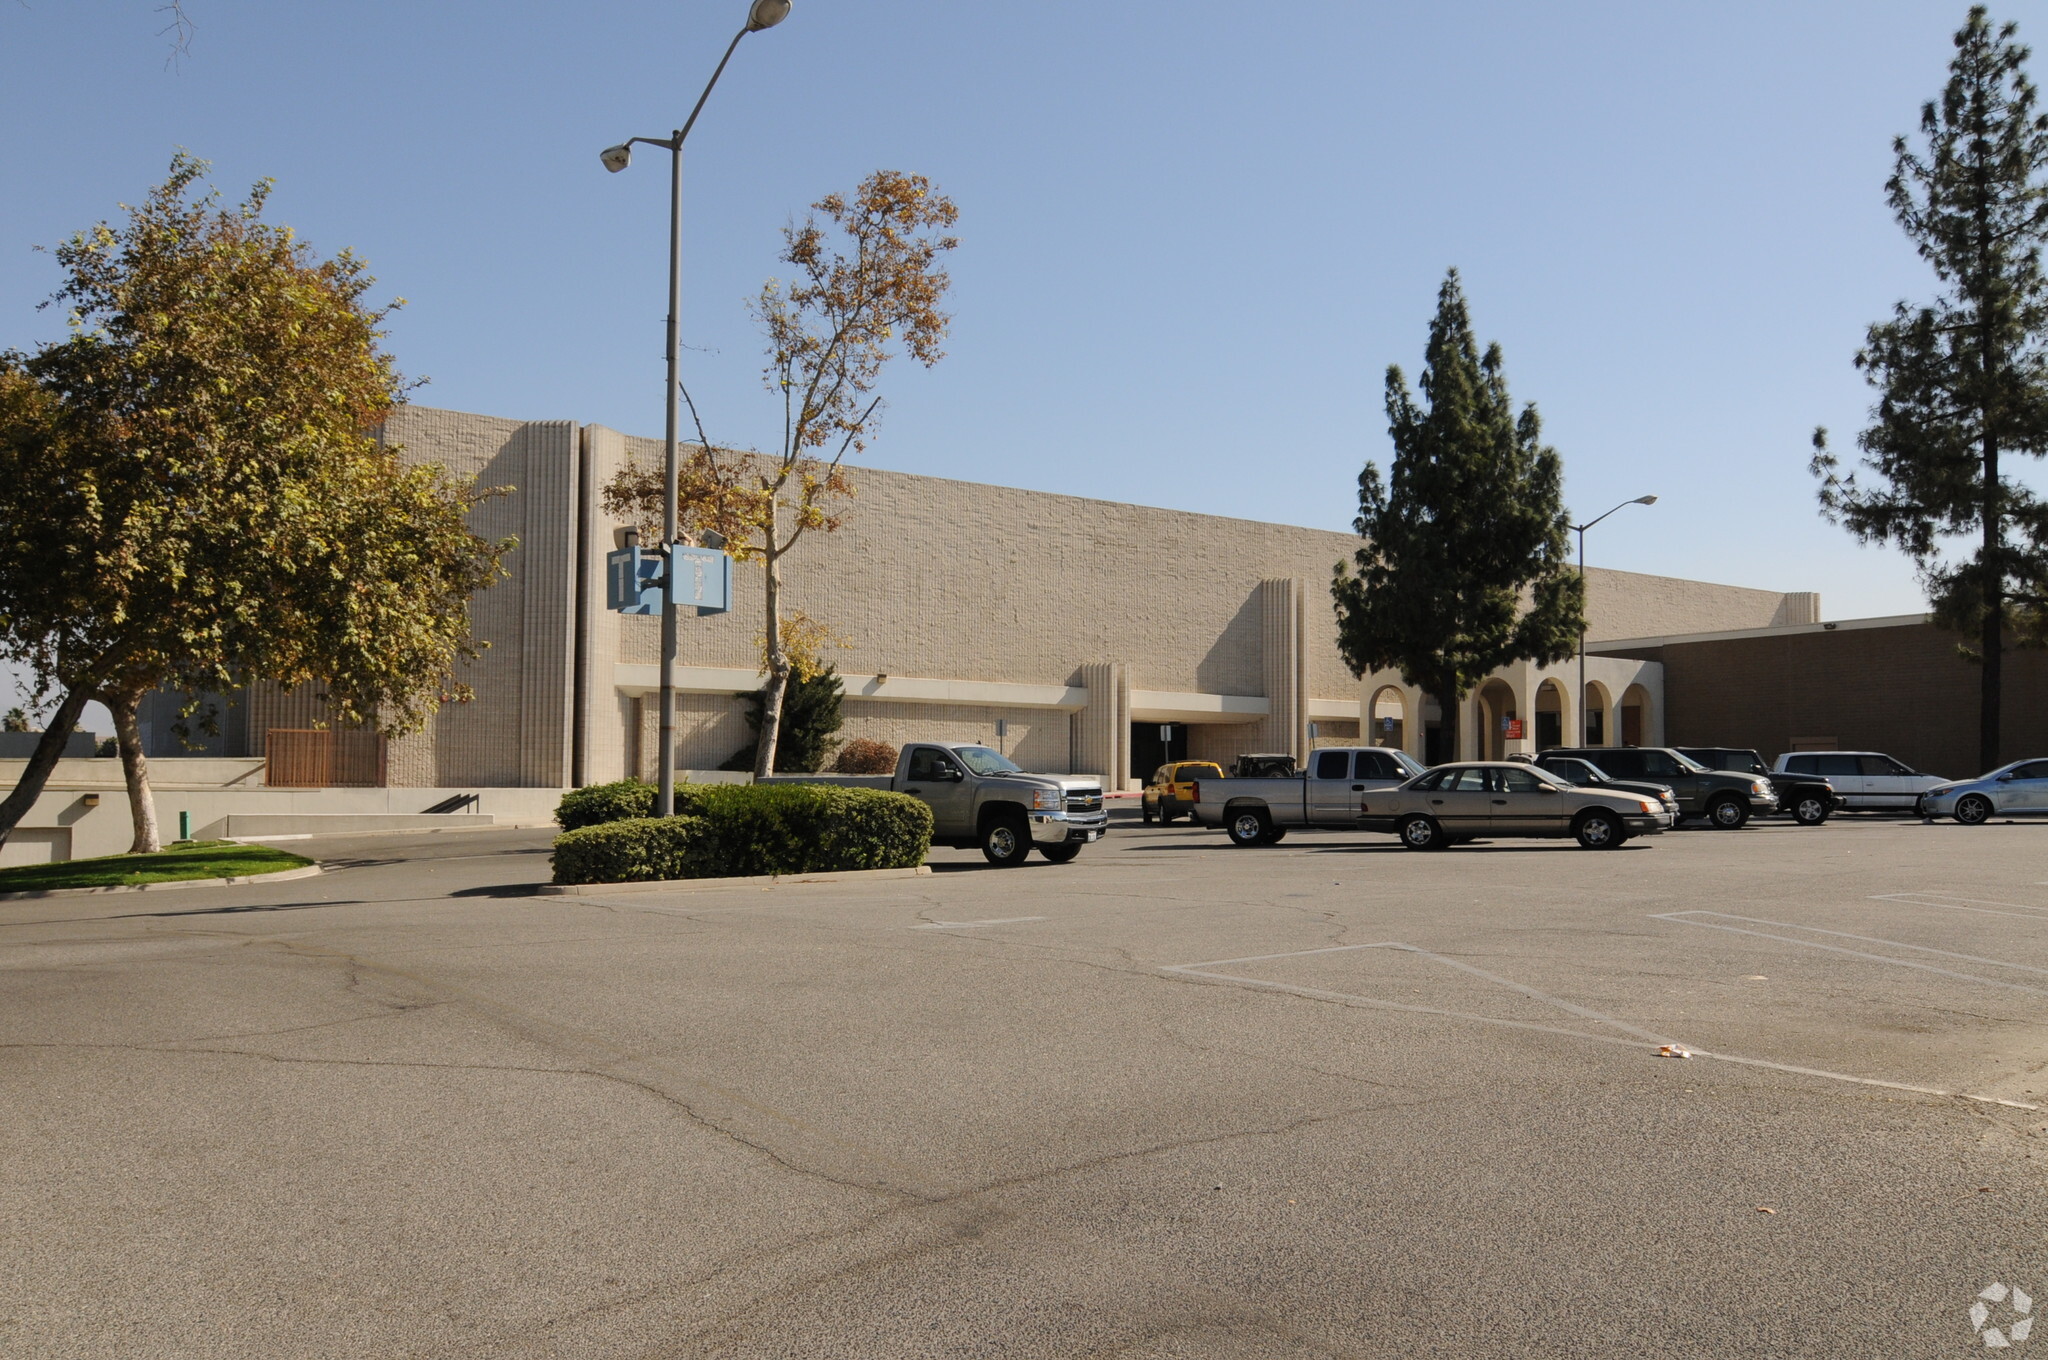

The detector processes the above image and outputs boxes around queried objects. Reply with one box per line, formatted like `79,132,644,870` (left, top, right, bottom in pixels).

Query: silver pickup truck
1190,746,1429,846
774,742,1107,866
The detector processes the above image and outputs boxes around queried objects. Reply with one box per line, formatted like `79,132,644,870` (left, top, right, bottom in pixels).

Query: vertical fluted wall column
1076,661,1127,782
514,421,580,790
574,426,629,786
1260,578,1306,762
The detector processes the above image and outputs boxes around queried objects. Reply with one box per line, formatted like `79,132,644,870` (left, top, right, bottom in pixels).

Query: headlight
1639,799,1659,814
1751,781,1770,796
1032,787,1064,811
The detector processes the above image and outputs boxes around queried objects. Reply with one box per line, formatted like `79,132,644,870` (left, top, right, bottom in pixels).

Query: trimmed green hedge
556,779,656,831
551,783,933,885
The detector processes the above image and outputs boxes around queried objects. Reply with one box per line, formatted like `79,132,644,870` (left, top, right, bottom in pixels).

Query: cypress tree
1332,270,1583,762
1813,6,2048,772
721,666,846,773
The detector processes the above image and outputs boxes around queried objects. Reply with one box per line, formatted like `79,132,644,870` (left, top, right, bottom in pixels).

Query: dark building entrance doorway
1130,723,1187,780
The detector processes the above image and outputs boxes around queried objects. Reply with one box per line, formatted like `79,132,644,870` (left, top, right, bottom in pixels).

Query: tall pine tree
1813,6,2048,772
1332,270,1583,761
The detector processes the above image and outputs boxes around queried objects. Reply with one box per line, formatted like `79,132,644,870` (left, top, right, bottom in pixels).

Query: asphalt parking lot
5,812,2048,1357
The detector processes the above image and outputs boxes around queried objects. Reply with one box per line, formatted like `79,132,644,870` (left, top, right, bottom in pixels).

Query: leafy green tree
721,665,846,774
1813,7,2048,772
1331,270,1584,760
605,170,957,779
0,155,511,853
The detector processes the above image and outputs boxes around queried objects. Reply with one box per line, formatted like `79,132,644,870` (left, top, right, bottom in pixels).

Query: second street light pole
601,0,791,817
1572,494,1657,747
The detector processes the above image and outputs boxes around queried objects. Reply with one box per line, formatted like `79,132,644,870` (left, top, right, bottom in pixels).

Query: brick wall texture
209,404,1823,787
1598,620,2048,778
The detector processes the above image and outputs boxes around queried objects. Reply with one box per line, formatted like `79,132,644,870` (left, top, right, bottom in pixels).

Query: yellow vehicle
1143,761,1225,824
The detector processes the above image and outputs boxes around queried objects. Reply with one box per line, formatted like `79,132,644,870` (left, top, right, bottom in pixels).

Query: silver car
1916,759,2048,825
1363,761,1672,850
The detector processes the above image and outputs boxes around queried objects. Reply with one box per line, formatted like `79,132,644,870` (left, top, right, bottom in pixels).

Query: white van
1771,751,1947,810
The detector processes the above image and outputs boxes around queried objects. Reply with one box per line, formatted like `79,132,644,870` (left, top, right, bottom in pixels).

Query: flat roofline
1586,612,1930,651
405,407,1807,601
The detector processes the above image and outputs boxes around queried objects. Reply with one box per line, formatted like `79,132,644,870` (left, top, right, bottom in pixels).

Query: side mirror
1999,772,2018,782
1537,785,1559,795
942,765,965,782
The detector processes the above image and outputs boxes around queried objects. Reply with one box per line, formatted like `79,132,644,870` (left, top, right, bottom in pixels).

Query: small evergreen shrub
550,784,933,885
552,814,713,885
832,738,899,774
720,667,847,773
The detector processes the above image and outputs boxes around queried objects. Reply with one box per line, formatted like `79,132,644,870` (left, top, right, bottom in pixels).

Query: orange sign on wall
1503,718,1525,740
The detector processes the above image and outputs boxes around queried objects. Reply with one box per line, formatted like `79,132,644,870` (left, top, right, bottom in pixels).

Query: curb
538,864,934,897
0,864,325,902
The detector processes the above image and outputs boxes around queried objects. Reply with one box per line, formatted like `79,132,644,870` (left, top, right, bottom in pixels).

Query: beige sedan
1361,761,1671,850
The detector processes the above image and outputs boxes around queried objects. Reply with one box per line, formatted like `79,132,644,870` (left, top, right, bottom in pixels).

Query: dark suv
1543,747,1779,828
1676,747,1839,827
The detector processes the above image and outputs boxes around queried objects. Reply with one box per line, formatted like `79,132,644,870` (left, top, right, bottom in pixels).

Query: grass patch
0,840,314,894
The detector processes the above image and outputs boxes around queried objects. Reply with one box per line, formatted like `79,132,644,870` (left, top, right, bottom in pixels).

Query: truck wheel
1574,810,1624,849
1398,815,1443,851
1039,841,1083,863
1791,794,1829,826
1227,808,1271,847
981,811,1034,866
1707,795,1750,829
1956,794,1993,826
1260,825,1288,844
1141,804,1154,826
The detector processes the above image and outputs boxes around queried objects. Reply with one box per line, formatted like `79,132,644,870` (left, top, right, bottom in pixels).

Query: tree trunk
1437,673,1460,764
753,509,788,781
110,687,160,853
0,687,93,851
1982,427,2003,773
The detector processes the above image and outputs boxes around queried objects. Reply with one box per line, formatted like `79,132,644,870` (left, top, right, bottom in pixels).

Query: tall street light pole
601,0,791,817
1572,495,1657,747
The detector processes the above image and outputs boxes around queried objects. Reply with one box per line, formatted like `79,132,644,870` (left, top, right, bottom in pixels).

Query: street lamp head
1635,494,1659,506
600,143,633,173
745,0,791,31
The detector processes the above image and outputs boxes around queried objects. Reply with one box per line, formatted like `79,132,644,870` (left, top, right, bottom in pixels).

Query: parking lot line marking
1163,942,1673,1045
913,917,1048,929
1654,911,2048,995
1165,943,2042,1113
1871,892,2048,920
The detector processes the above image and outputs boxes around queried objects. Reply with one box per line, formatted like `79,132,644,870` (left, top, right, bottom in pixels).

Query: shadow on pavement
117,899,372,918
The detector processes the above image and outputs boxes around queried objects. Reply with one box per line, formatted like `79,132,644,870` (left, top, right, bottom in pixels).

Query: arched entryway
1621,683,1653,748
1473,679,1519,761
1369,685,1407,753
1582,680,1613,746
1533,679,1570,751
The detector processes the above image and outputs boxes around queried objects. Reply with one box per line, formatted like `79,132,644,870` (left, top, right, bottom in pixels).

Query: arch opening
1621,683,1653,748
1534,679,1570,751
1582,680,1614,747
1474,679,1519,762
1369,685,1407,754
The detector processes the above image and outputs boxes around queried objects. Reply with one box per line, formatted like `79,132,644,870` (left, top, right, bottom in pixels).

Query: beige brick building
153,405,1823,788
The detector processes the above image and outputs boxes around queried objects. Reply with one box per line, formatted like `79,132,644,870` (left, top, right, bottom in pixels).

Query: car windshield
1389,750,1427,777
953,746,1021,776
1671,751,1710,773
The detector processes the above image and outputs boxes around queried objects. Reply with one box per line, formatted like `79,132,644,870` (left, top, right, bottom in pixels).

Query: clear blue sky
6,1,2048,729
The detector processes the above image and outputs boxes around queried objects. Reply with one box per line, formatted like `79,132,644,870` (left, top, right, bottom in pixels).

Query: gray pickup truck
775,742,1107,866
1189,746,1429,846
